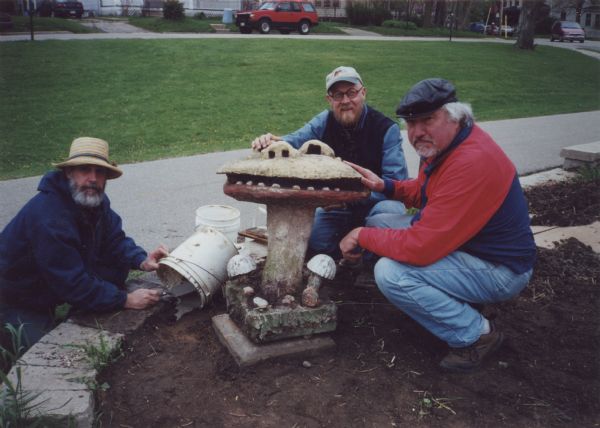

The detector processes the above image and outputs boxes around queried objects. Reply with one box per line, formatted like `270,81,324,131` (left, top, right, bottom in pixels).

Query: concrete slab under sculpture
217,140,370,343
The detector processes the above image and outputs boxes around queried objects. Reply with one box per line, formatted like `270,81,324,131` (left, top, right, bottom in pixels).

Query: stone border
3,273,170,427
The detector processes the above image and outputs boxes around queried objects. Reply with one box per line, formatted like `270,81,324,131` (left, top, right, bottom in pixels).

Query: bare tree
515,0,546,49
423,0,434,27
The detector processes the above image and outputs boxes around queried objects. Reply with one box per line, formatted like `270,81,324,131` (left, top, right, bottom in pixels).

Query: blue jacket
0,171,147,312
282,105,408,205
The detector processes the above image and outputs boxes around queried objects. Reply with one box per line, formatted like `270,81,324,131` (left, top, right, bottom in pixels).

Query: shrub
369,5,392,26
162,0,184,20
346,1,391,26
346,1,370,26
194,11,205,19
382,20,417,30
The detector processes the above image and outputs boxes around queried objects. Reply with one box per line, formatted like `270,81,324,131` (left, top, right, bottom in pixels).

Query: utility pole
500,0,504,33
28,0,34,41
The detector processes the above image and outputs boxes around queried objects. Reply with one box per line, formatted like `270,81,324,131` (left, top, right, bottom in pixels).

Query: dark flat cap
396,78,458,119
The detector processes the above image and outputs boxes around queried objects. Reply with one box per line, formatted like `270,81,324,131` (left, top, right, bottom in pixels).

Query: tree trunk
515,0,545,50
434,0,446,27
423,0,433,28
458,1,473,30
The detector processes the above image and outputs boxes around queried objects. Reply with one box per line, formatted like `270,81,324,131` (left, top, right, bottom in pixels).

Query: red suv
235,1,318,35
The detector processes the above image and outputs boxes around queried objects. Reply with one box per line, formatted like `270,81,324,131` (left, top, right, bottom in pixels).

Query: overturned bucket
157,226,238,307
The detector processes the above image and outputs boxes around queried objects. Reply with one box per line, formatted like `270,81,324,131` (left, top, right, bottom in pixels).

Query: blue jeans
308,200,406,259
367,212,533,348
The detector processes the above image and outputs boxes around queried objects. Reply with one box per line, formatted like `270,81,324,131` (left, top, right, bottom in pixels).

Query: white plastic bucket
195,205,241,245
157,226,238,307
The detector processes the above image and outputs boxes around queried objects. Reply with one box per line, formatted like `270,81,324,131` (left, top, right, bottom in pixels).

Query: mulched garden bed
97,176,599,428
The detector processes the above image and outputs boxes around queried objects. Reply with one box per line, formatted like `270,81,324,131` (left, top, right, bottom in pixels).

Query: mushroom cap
307,254,336,280
227,254,257,278
217,140,361,181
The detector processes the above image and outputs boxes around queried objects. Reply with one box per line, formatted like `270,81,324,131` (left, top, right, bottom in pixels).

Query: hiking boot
439,321,504,373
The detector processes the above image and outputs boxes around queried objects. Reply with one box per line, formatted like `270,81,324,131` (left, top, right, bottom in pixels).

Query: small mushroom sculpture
302,254,336,308
227,254,257,279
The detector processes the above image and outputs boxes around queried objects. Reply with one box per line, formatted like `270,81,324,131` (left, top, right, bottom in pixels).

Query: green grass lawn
1,39,599,179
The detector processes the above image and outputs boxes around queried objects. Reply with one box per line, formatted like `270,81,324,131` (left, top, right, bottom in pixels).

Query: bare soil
97,177,600,428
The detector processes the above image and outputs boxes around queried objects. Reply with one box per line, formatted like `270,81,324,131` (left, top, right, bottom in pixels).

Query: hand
124,288,161,309
140,244,169,272
251,133,281,151
340,227,364,263
344,161,385,193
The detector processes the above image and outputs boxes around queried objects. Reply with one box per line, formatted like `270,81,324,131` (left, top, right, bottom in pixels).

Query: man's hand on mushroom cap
139,244,169,272
344,161,385,193
251,133,282,151
340,227,364,263
124,288,161,309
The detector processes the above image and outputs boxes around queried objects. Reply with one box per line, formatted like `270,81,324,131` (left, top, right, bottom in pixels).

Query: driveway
79,18,150,33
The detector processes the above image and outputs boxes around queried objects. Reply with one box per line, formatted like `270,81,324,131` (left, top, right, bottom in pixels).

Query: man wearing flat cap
251,66,408,261
340,78,536,372
0,137,168,350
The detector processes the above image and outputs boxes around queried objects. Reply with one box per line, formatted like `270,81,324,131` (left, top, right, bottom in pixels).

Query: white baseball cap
325,66,363,92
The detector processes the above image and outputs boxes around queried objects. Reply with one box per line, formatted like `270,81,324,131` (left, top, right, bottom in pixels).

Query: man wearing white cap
251,66,408,260
0,137,168,350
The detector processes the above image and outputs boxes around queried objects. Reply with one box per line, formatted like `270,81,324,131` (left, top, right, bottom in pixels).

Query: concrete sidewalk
1,110,599,252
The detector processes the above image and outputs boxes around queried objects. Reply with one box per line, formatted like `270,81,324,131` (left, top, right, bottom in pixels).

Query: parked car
468,22,486,33
550,21,585,43
38,0,84,18
0,12,13,30
496,24,514,37
235,0,318,35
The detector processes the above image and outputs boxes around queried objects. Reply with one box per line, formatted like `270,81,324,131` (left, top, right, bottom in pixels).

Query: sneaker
439,321,504,373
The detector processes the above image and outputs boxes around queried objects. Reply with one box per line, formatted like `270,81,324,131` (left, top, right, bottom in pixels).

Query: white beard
69,179,103,208
415,144,440,159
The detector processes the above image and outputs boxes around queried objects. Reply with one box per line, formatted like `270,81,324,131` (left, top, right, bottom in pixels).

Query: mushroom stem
261,203,315,296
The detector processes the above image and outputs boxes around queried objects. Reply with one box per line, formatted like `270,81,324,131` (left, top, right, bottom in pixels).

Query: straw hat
54,137,123,179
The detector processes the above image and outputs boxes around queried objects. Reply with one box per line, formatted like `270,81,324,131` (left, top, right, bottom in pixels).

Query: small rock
302,360,312,368
253,296,268,309
243,286,255,296
498,361,509,369
281,295,295,306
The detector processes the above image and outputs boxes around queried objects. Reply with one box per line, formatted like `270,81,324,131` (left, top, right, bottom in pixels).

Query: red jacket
359,124,519,267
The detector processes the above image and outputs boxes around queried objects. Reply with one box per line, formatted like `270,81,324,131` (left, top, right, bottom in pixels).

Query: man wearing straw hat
0,137,168,350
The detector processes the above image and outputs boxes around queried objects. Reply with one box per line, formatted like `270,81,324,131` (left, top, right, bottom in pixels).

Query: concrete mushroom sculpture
218,140,369,301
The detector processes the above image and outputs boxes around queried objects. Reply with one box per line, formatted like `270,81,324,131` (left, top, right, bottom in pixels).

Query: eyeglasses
329,86,363,102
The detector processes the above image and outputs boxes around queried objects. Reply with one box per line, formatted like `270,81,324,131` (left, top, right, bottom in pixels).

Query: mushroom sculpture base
224,274,337,343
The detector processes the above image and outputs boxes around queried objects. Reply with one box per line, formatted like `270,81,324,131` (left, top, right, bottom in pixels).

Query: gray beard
69,179,103,208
